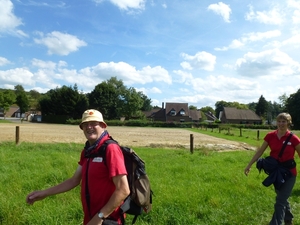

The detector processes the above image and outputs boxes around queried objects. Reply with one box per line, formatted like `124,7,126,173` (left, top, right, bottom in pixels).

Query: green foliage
39,85,88,121
0,90,16,115
88,80,121,120
255,95,268,117
2,142,300,224
286,89,300,130
88,77,151,120
121,87,144,119
16,91,29,114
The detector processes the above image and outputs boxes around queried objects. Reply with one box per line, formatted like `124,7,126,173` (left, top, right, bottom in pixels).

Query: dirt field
0,122,255,151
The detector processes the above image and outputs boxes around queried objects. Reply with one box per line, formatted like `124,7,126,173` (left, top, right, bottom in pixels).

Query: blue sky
1,0,300,108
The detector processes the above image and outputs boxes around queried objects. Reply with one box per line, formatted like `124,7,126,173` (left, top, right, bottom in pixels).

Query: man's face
81,121,104,144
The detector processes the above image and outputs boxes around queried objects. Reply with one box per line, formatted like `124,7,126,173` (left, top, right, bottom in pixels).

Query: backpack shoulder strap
99,137,119,165
278,132,293,159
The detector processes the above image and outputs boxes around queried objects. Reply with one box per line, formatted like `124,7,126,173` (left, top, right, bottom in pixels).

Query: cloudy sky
1,0,300,108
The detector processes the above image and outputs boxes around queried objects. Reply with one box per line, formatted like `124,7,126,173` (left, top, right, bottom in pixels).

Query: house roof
223,107,261,120
165,103,189,115
5,106,19,117
189,109,201,120
143,108,161,118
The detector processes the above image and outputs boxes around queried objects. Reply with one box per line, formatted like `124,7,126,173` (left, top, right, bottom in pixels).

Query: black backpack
85,136,153,225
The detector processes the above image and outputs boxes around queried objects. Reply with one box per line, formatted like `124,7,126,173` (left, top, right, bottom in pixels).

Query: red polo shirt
78,135,127,225
265,130,300,176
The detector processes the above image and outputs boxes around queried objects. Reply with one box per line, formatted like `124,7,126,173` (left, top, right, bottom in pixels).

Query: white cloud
91,62,172,85
32,58,57,70
208,2,232,23
180,52,216,71
0,57,10,66
0,68,34,86
288,0,300,9
292,10,300,24
235,49,300,77
173,70,194,84
34,31,87,56
0,0,26,36
215,30,281,51
93,0,145,11
245,5,283,25
136,87,162,95
166,75,261,106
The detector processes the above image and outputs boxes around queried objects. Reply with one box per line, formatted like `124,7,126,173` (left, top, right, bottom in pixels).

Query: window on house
180,119,185,122
170,110,176,116
179,110,185,116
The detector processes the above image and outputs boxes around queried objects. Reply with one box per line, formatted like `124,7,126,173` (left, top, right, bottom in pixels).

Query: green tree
88,82,121,120
189,105,198,110
16,92,29,115
29,90,41,110
286,89,300,129
140,93,152,111
200,106,216,121
247,102,257,112
14,84,25,96
255,95,268,118
0,90,16,118
121,87,144,119
215,100,228,118
39,85,88,119
278,93,288,112
14,85,29,115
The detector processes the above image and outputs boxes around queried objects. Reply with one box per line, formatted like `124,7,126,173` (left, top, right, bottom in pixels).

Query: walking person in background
26,109,130,225
244,113,300,225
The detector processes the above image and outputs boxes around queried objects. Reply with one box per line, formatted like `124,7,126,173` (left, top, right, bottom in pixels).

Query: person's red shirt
79,135,127,225
265,130,300,175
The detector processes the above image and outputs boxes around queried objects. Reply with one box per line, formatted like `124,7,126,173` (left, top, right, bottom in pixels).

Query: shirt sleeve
78,150,85,166
105,143,127,178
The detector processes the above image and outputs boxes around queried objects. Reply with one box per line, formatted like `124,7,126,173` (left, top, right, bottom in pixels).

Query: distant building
145,102,201,122
219,107,262,124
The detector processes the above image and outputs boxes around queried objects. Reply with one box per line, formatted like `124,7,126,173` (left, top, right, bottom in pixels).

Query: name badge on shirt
92,157,103,162
283,141,292,145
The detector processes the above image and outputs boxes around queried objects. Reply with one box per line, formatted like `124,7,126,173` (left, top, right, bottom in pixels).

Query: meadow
1,121,300,224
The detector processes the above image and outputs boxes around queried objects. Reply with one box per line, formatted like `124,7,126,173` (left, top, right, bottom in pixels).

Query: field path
0,123,255,150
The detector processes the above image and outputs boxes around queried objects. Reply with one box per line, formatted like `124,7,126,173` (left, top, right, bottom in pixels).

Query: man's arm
87,174,130,225
26,165,82,205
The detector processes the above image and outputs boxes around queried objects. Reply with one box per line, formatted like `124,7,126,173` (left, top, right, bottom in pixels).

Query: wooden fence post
190,134,194,154
239,128,242,137
16,126,20,144
257,130,260,140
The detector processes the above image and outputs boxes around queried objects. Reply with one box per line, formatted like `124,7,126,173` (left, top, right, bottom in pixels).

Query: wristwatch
98,212,105,219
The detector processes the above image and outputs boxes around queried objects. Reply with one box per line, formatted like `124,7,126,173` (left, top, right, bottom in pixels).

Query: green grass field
1,138,300,225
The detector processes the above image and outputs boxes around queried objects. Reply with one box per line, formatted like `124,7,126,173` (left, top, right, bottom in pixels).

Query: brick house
146,102,201,122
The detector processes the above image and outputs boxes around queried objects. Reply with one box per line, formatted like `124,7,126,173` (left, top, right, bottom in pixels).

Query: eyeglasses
81,121,100,129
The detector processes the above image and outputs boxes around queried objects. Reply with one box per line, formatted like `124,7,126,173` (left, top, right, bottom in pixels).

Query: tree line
0,77,152,121
1,77,300,129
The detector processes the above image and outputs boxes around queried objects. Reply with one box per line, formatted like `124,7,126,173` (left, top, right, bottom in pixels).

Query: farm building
219,107,262,124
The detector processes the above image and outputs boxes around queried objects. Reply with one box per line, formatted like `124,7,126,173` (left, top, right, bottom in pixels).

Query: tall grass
1,141,300,224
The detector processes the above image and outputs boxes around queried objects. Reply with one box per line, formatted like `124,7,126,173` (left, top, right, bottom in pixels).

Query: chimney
162,102,164,109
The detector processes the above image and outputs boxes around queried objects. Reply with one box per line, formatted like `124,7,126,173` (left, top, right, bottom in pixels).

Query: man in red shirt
244,113,300,225
26,109,130,225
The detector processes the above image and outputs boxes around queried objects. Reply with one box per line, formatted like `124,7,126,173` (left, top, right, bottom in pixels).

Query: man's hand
86,215,103,225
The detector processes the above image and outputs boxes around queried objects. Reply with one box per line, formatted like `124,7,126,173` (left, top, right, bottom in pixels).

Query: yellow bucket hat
79,109,107,129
